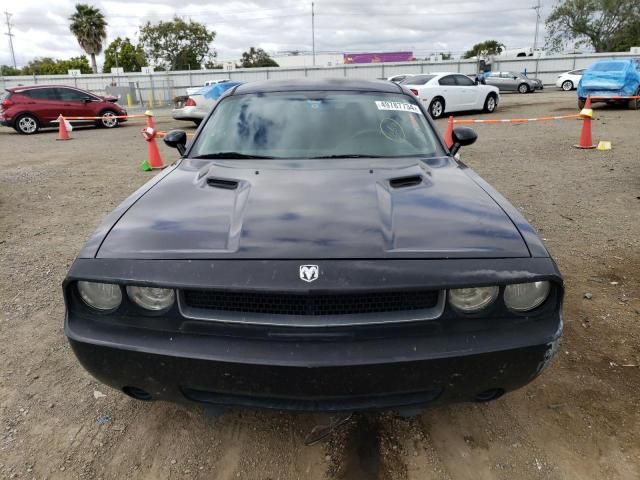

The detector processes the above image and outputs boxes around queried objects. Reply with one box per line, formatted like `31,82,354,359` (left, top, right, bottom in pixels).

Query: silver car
482,72,542,93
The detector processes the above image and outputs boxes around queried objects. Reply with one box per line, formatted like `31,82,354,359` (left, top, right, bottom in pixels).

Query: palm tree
69,4,107,73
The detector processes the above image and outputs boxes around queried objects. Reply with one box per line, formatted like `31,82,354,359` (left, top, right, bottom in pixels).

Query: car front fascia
64,256,562,410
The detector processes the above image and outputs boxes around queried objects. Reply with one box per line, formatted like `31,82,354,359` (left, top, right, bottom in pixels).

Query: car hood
97,158,530,259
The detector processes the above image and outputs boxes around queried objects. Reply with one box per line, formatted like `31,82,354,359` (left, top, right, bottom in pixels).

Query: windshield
189,91,441,159
591,61,626,72
400,75,435,85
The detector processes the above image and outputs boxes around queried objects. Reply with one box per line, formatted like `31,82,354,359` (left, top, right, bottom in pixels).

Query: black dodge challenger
64,79,563,412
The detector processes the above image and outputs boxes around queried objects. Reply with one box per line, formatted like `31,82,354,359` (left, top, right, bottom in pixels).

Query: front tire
518,83,530,94
15,114,39,134
483,94,497,113
98,110,119,128
429,97,445,119
561,80,573,91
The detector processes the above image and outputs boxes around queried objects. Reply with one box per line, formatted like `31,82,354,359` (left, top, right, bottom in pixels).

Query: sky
1,0,548,68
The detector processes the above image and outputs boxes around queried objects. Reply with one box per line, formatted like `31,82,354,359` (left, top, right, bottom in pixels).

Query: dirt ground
0,89,639,480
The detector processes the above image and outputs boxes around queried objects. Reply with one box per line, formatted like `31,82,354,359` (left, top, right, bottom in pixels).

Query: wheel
518,83,530,94
15,114,39,134
98,109,119,128
429,97,445,119
561,80,573,91
578,98,586,109
483,94,497,113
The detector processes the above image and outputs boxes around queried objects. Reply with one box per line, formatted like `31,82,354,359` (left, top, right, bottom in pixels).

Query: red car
0,85,128,134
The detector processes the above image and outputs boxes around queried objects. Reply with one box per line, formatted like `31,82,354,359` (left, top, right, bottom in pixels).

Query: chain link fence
1,52,637,105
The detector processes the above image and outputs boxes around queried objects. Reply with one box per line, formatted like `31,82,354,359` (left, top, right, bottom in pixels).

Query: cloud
1,0,545,67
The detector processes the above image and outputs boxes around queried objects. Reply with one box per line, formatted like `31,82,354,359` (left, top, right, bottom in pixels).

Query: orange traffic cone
140,111,165,170
574,96,596,149
444,116,454,149
56,114,70,141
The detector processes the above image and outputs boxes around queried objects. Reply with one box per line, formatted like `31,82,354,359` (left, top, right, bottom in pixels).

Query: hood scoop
207,177,240,190
389,175,423,189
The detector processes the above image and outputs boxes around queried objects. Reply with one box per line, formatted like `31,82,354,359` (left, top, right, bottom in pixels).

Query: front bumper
69,337,558,411
64,257,563,412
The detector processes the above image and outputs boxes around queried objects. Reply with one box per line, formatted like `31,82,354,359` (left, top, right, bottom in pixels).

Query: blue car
577,59,640,109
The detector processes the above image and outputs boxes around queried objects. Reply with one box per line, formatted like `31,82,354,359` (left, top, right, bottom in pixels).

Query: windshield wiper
191,152,275,159
309,154,385,159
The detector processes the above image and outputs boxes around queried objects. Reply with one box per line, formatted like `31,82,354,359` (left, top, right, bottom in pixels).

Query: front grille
182,289,439,316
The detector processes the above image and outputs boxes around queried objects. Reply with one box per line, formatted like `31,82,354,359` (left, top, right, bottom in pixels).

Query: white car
173,82,240,125
555,69,584,91
400,72,500,119
185,79,231,96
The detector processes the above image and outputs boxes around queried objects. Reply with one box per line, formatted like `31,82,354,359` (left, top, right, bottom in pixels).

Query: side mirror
163,129,187,156
83,97,93,103
450,127,477,156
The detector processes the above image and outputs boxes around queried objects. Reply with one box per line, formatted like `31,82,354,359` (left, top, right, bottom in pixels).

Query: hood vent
207,177,239,190
389,175,422,189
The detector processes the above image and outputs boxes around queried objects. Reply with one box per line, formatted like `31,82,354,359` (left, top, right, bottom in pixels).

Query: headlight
448,286,499,313
126,286,175,311
77,281,122,311
504,281,550,312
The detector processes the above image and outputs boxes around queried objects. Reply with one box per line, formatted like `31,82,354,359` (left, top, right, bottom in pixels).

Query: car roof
231,78,403,95
8,84,88,93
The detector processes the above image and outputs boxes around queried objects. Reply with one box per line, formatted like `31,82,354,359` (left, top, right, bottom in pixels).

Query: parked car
64,78,563,413
173,81,242,125
577,59,640,109
481,71,542,93
0,85,127,134
401,72,499,118
185,79,231,96
555,69,584,91
387,73,414,83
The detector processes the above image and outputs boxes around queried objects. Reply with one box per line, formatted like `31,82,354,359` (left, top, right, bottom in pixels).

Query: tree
463,40,505,59
69,4,108,73
139,17,216,70
1,65,21,76
20,56,92,75
102,37,147,73
240,47,279,68
546,0,640,52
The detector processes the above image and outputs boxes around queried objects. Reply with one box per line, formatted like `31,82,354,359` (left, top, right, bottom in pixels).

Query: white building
271,52,344,68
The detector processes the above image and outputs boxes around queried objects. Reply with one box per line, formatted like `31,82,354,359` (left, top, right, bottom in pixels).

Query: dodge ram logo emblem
299,265,319,283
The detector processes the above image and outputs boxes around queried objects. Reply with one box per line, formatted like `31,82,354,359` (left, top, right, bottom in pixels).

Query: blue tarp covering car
197,81,242,100
577,59,640,108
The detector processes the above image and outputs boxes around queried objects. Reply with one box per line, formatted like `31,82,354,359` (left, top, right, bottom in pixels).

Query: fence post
149,73,155,108
457,60,461,73
33,73,37,85
534,56,539,77
266,68,270,79
343,65,347,77
188,65,192,87
572,55,576,69
381,63,385,79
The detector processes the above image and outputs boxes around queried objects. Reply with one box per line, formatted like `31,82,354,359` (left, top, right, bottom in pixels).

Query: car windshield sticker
375,101,422,115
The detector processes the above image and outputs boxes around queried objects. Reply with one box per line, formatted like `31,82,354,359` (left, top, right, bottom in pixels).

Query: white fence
1,52,636,104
